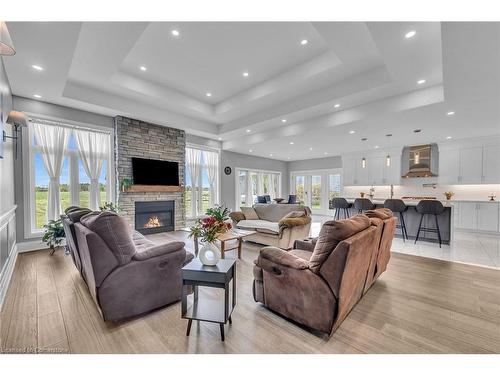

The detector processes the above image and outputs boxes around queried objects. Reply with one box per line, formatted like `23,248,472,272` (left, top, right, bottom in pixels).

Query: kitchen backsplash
343,184,500,201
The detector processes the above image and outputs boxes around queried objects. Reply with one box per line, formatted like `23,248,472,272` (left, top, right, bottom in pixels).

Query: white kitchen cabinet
459,146,483,184
438,148,460,184
458,202,477,230
457,202,499,232
355,158,369,185
384,153,401,185
369,156,385,185
477,203,499,232
342,158,356,186
482,144,500,183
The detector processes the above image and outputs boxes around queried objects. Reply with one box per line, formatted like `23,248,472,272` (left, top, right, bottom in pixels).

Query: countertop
344,198,499,207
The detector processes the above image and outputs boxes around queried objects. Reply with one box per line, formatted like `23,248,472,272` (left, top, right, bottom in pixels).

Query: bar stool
415,200,445,248
384,199,409,242
354,198,375,214
329,198,352,220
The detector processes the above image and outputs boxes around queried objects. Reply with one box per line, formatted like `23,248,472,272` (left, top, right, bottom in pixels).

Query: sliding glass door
291,169,342,214
235,168,281,208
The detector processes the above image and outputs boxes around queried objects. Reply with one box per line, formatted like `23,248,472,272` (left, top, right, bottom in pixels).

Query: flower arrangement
189,205,232,244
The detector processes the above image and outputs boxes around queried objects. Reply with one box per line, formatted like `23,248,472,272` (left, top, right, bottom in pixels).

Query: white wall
288,155,342,172
220,151,289,211
0,56,16,309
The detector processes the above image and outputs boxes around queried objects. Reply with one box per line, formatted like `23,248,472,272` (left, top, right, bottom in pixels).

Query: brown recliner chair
363,208,397,293
61,206,92,280
253,212,394,335
73,211,193,321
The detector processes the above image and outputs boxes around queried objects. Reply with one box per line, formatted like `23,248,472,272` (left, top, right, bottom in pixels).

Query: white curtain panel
186,147,202,217
32,123,69,221
203,150,218,206
270,173,279,199
74,129,110,210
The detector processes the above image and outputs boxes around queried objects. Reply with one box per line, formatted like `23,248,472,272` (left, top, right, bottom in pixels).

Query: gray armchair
73,211,193,321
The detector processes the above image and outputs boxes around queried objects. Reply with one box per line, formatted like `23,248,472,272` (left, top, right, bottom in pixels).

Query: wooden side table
182,228,256,259
181,259,236,341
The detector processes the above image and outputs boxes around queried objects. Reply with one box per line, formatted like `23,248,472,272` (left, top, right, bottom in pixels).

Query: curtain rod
30,117,112,136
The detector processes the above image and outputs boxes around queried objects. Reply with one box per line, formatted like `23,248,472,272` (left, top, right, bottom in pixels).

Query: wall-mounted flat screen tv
132,157,179,185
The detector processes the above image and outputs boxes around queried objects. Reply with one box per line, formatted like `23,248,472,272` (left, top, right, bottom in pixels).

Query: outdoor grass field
35,190,107,229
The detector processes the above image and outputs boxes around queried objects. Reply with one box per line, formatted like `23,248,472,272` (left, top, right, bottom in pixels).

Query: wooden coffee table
216,229,256,259
183,228,256,259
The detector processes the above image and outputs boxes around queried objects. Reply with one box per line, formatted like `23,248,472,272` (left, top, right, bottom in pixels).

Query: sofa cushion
253,203,310,222
309,214,371,273
289,249,313,261
364,208,393,220
237,219,279,233
241,206,259,220
133,241,185,260
67,208,93,223
80,211,136,265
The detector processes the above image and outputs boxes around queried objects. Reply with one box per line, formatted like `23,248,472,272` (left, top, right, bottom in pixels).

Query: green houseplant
42,219,66,256
99,201,121,212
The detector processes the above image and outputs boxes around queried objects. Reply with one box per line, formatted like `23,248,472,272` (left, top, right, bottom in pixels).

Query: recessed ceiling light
33,94,42,99
405,30,416,39
309,147,313,151
269,154,273,157
417,79,426,85
249,149,253,153
206,92,212,97
32,64,43,71
171,29,180,37
447,111,455,116
281,119,287,123
374,145,379,149
140,66,147,71
334,103,340,108
290,142,294,145
243,72,249,77
287,157,291,160
300,39,308,45
349,130,356,134
324,152,328,155
217,137,222,141
246,129,251,133
446,136,452,140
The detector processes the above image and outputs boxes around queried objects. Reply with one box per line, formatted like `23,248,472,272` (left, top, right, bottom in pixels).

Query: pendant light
385,134,392,167
361,137,368,168
0,22,15,56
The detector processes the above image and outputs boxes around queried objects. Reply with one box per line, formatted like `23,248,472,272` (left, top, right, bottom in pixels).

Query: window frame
185,143,221,220
23,114,115,238
234,167,282,208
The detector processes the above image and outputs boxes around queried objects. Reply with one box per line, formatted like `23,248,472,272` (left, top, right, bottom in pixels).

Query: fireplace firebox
135,201,174,235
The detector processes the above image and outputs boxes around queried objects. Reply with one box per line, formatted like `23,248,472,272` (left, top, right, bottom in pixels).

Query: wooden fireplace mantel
125,185,185,193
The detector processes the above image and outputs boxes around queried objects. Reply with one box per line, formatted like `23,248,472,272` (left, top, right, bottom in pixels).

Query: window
290,169,341,214
26,118,114,234
185,145,220,219
235,168,281,208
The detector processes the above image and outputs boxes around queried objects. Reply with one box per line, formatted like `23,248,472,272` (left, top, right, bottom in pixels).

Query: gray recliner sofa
69,210,193,321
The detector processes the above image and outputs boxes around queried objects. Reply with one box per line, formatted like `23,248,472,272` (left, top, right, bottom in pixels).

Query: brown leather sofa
253,210,396,335
68,210,193,321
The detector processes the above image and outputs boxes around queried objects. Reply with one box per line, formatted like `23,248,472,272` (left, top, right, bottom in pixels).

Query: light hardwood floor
1,231,500,354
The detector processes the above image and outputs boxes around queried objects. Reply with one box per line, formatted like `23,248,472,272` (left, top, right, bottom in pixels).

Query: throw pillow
281,210,306,220
241,206,259,220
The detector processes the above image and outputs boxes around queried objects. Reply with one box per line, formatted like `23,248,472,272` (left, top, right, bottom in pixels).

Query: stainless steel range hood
401,143,438,178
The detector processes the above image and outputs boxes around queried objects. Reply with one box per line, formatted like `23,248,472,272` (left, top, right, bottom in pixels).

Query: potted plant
99,201,121,212
189,205,232,266
121,178,133,192
42,219,66,256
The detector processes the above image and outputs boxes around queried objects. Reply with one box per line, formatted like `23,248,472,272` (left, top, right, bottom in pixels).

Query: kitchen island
344,198,455,245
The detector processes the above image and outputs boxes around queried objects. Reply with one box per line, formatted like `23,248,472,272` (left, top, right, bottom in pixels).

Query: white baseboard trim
0,243,19,312
16,239,48,253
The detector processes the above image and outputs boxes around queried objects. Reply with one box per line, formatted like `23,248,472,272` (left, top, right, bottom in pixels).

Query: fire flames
144,216,162,228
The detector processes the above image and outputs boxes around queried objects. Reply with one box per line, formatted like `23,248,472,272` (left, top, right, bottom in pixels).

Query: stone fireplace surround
115,116,186,231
